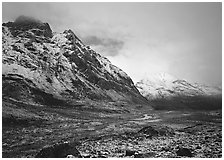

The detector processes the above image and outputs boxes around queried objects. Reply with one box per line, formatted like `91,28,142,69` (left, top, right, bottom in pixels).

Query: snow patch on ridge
136,72,222,99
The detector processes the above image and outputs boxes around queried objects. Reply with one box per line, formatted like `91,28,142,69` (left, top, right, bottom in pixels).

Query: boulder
176,148,193,157
35,142,82,158
134,152,156,158
138,125,174,137
125,150,136,157
138,126,159,136
66,155,75,158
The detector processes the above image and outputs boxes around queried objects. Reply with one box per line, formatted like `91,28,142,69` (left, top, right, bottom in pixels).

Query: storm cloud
83,35,124,57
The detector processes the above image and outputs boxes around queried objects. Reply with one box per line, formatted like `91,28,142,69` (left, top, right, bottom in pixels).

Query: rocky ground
77,123,222,158
2,99,222,158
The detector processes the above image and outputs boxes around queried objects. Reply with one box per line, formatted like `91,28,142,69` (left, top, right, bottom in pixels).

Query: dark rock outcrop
138,125,174,137
125,150,136,157
35,142,82,158
3,16,53,38
176,148,193,157
134,152,156,158
138,126,159,136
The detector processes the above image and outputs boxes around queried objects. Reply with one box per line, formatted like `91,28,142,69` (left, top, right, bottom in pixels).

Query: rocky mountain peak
62,29,84,47
2,15,53,38
140,72,177,84
2,18,148,105
63,29,76,40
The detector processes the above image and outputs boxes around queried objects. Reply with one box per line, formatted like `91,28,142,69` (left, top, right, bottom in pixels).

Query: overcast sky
2,2,222,86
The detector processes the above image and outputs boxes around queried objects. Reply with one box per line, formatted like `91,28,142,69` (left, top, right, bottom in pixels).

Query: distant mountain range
2,16,148,106
136,73,221,100
135,73,222,110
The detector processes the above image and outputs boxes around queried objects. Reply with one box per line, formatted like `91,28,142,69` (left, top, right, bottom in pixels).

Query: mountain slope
2,16,148,106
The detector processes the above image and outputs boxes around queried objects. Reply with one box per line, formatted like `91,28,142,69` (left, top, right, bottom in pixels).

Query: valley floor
77,122,222,158
2,99,222,158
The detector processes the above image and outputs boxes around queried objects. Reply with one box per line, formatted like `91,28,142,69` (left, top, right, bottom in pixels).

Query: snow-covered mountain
136,73,222,100
2,16,147,105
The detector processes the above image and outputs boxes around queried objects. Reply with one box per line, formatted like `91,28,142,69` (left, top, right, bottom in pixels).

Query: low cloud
83,35,124,57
